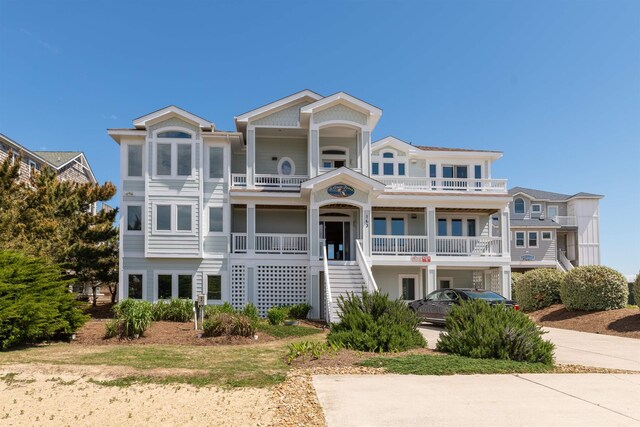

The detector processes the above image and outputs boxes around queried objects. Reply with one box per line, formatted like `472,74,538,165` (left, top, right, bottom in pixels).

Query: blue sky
1,0,638,274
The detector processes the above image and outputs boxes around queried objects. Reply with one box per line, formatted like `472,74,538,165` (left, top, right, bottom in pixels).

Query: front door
321,220,352,261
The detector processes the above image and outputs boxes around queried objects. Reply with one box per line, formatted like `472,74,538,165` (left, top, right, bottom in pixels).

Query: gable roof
300,167,386,192
234,89,323,124
509,187,603,201
133,105,215,130
33,151,82,168
300,91,382,128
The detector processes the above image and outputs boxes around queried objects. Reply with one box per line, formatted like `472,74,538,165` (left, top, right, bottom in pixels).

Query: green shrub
267,306,289,325
104,319,120,338
633,274,640,307
327,291,426,352
286,340,340,364
287,303,312,319
560,266,628,311
151,299,193,322
241,303,260,324
511,272,523,301
202,313,255,337
109,299,153,338
0,250,88,350
514,269,564,312
436,299,554,364
203,302,236,318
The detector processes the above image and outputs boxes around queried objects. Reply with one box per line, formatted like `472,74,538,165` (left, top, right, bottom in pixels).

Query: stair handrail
356,239,378,293
322,244,333,323
558,250,574,271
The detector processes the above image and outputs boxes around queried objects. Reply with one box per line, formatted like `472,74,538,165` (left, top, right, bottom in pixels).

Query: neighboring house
109,90,514,321
508,187,603,273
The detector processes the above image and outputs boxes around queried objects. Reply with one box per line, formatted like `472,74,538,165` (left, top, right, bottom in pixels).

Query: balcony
232,233,308,254
553,216,577,227
378,177,507,193
231,174,308,189
435,237,502,256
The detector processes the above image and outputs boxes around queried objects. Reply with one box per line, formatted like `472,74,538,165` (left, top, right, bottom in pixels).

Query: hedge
514,269,564,312
560,266,628,311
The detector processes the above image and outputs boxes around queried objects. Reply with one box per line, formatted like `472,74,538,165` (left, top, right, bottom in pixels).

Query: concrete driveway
419,325,640,371
313,373,640,427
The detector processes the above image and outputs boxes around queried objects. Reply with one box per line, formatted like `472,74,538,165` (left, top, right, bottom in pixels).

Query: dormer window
153,129,194,178
514,198,525,214
377,150,406,176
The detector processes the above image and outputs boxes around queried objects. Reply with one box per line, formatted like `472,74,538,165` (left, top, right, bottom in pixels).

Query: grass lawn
359,354,553,375
256,322,324,339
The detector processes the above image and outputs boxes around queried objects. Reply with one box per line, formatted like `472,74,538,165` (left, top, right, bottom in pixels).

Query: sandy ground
0,366,274,427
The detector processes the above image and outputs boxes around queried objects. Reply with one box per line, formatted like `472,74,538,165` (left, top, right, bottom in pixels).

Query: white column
426,207,436,254
427,265,437,294
361,130,371,176
247,203,255,255
246,126,255,188
501,206,510,257
309,128,319,178
500,265,512,299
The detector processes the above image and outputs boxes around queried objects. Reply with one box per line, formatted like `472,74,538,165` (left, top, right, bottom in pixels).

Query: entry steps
326,263,366,323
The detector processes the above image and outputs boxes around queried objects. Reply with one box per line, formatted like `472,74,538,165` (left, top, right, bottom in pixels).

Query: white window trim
154,271,196,301
531,204,542,214
321,146,349,169
372,213,409,235
206,205,225,234
152,128,196,179
204,143,226,182
374,149,407,177
528,231,539,248
277,157,296,176
124,142,145,180
152,201,197,235
542,231,553,240
436,215,481,237
438,277,454,289
205,272,227,303
124,203,144,234
371,162,379,175
547,205,558,220
514,198,525,214
28,159,38,177
125,271,145,300
399,274,419,301
514,231,526,248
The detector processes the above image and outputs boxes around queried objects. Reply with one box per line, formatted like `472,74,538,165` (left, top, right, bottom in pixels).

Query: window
373,217,386,235
209,207,223,232
372,162,379,175
429,164,437,178
514,198,525,214
373,216,406,236
391,218,405,236
383,152,394,159
178,275,192,299
127,205,142,231
455,166,468,178
474,165,482,179
127,145,143,177
383,162,394,175
156,143,172,176
528,232,538,248
321,148,347,169
277,157,295,175
442,165,453,178
177,144,192,176
177,205,192,231
438,218,447,236
451,219,463,236
542,231,552,240
128,274,143,299
398,163,406,176
158,131,191,139
439,279,452,289
531,204,542,214
400,276,416,301
28,160,38,177
157,274,172,299
467,219,476,237
209,147,223,179
547,206,558,220
515,231,525,247
207,275,222,300
156,205,171,231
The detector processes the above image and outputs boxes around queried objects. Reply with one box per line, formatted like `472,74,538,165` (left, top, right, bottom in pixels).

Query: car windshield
463,290,505,300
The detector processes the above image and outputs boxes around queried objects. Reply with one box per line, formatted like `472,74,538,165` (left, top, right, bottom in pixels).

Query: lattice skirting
230,265,247,309
256,265,308,316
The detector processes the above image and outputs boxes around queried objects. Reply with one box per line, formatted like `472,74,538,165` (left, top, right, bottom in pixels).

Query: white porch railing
232,233,247,253
371,236,428,255
553,216,577,227
356,239,378,293
322,244,333,323
255,233,308,254
230,173,307,189
435,237,502,256
558,250,574,271
319,238,326,260
379,177,507,193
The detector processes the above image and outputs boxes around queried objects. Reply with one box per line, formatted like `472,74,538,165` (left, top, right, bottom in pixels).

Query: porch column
363,207,371,257
246,126,255,188
310,207,319,259
309,128,319,178
247,203,255,255
427,265,437,294
361,130,371,176
501,206,510,257
426,207,436,254
500,265,512,299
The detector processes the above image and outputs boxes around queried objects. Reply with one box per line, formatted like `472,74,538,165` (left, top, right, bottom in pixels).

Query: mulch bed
529,304,640,339
290,347,437,369
73,320,277,346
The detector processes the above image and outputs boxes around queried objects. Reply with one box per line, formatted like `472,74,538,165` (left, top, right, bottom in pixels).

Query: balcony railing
553,216,577,227
371,236,428,255
231,173,307,189
436,237,502,256
231,233,308,254
379,177,507,193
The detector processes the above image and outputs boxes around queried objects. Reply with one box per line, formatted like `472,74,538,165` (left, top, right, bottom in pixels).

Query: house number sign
327,184,355,198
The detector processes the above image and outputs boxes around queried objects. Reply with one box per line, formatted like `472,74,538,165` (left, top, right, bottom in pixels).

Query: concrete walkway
313,373,640,427
418,325,640,371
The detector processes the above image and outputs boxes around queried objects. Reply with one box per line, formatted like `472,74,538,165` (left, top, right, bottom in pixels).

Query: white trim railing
558,250,574,271
255,233,308,254
553,216,577,227
319,238,326,260
371,236,428,255
379,177,507,193
230,173,307,189
356,239,378,293
435,237,502,256
231,174,247,187
322,244,333,323
232,233,247,253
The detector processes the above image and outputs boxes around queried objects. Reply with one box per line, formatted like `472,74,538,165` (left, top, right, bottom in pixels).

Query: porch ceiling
436,207,500,214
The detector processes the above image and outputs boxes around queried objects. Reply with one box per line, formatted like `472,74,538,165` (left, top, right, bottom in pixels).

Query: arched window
321,148,348,169
277,157,295,175
379,150,406,176
383,152,394,158
157,130,192,139
514,198,525,214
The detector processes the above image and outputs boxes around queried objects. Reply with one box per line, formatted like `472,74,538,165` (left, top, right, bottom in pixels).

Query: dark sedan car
408,288,519,325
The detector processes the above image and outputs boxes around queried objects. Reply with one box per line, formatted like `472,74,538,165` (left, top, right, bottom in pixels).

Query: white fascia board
133,106,215,130
300,92,382,128
300,167,386,191
234,90,324,124
107,129,147,144
371,136,420,154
